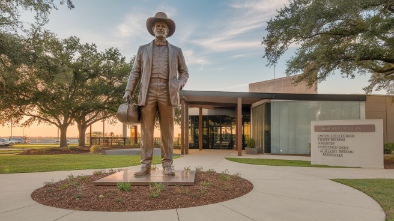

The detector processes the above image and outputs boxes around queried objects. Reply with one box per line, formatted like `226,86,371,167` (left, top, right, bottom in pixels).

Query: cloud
193,0,289,53
193,38,261,52
183,50,208,66
107,6,180,56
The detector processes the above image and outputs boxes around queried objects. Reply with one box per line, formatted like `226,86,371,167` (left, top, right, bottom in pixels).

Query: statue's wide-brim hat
146,12,176,37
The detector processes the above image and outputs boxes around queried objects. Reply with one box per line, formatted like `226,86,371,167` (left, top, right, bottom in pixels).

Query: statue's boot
134,165,151,176
163,167,175,176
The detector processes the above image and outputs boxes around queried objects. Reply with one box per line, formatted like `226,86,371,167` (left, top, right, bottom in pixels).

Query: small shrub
93,170,105,175
117,182,131,192
77,174,88,181
207,168,216,173
184,166,191,171
219,174,232,181
150,182,165,198
75,186,83,199
43,180,54,187
90,145,102,154
233,173,241,178
201,181,213,186
384,143,394,154
108,168,115,173
195,166,204,172
247,138,256,148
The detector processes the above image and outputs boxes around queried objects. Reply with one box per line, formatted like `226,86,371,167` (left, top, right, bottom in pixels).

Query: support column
180,99,185,155
122,123,127,137
237,97,242,156
199,107,203,151
134,125,138,144
185,103,189,155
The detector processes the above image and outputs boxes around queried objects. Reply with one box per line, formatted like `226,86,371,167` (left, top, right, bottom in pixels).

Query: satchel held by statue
116,98,140,125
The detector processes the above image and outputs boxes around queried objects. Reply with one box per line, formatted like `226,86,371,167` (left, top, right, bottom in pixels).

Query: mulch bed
20,147,90,155
384,155,394,169
31,171,254,212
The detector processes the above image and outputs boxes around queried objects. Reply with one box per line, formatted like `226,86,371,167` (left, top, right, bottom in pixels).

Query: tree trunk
77,123,88,147
58,125,68,147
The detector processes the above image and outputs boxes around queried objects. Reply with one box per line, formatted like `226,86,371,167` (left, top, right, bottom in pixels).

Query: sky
0,0,386,138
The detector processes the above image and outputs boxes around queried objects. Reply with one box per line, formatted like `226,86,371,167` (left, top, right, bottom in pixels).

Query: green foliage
333,179,394,220
76,174,88,181
200,181,213,186
117,182,131,192
263,0,394,93
219,169,232,181
207,168,216,173
1,31,133,147
0,0,74,32
195,166,204,172
93,170,105,175
43,180,54,187
150,182,165,198
246,138,255,148
90,145,102,154
384,143,394,154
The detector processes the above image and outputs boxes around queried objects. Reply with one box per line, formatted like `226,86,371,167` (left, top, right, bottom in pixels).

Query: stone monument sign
311,119,384,168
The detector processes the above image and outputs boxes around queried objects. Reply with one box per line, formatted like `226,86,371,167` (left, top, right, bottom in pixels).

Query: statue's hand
123,91,131,101
170,79,181,91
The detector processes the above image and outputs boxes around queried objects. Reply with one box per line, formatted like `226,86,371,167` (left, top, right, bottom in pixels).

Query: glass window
252,100,364,155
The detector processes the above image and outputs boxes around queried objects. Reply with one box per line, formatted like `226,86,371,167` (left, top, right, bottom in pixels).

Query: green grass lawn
226,157,349,168
0,154,163,173
333,179,394,221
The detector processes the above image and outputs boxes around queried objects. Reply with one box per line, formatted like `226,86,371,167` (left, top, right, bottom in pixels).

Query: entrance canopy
180,90,366,109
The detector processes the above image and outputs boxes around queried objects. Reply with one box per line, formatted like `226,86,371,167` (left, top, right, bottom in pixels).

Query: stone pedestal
94,169,195,186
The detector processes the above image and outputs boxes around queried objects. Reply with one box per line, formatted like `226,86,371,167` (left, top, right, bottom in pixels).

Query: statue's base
94,169,195,186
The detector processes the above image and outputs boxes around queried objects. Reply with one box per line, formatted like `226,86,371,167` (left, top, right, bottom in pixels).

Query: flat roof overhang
180,90,367,109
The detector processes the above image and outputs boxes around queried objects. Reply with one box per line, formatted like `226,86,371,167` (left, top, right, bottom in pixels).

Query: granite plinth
94,169,195,186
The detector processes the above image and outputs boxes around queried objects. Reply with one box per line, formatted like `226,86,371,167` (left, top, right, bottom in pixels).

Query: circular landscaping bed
31,170,253,212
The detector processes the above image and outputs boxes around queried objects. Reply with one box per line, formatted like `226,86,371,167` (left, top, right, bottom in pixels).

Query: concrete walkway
1,149,394,221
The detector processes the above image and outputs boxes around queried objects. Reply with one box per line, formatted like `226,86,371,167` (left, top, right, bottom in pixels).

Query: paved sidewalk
1,149,393,221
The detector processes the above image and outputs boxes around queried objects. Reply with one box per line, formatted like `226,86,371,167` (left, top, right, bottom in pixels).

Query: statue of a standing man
123,12,189,176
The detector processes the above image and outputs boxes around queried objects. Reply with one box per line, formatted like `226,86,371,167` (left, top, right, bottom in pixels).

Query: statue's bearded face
152,21,169,38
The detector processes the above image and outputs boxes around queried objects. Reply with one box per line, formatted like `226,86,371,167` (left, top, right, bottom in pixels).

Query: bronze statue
123,12,189,176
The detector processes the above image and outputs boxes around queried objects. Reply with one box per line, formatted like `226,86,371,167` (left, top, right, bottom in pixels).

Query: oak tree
263,0,394,93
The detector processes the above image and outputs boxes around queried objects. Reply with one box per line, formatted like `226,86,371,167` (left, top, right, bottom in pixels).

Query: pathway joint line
220,204,256,221
0,204,36,215
53,210,76,221
176,209,181,221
